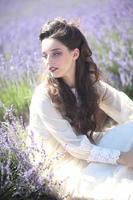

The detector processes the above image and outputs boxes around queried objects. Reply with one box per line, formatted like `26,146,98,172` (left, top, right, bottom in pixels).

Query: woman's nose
45,55,52,66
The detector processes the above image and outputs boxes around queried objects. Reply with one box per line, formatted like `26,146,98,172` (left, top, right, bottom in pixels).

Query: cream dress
27,80,133,200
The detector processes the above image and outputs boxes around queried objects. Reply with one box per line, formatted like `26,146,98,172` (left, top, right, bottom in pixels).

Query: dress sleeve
29,83,120,165
96,80,133,123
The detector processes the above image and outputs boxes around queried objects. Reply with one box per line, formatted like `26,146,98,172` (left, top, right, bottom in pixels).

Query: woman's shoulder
30,82,62,118
31,81,50,104
94,80,108,99
94,79,124,103
94,79,108,89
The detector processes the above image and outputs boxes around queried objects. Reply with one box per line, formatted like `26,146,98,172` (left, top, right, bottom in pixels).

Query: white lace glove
89,145,121,165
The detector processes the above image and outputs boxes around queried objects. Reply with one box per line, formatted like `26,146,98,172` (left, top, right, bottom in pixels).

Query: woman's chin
50,72,61,78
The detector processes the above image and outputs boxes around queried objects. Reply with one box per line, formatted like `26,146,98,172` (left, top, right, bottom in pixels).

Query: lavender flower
0,107,68,199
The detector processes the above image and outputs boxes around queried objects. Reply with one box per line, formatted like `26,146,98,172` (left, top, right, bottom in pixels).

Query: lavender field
0,0,133,120
0,0,133,199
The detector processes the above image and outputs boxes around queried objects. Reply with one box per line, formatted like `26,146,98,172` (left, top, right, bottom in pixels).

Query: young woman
27,18,133,199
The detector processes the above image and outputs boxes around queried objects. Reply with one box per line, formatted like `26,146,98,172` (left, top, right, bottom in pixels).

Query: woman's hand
117,149,133,168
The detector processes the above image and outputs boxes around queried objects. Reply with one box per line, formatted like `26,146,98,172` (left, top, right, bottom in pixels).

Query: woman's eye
42,54,47,59
53,52,62,57
42,52,62,60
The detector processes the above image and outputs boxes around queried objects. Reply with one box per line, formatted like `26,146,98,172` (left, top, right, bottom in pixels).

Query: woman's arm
96,80,133,124
95,80,133,167
117,150,133,167
29,83,122,165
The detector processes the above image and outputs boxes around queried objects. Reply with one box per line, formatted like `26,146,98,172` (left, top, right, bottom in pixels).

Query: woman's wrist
116,151,127,165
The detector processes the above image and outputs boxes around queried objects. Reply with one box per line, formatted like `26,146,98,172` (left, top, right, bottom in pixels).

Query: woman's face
41,38,79,86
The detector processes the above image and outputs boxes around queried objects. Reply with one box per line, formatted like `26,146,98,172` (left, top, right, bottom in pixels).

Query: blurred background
0,1,133,199
0,0,133,122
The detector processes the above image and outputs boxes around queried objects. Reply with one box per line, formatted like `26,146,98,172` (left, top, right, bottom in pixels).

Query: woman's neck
62,66,76,88
63,77,75,88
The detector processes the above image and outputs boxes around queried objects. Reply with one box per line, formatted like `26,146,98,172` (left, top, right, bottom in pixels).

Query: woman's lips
49,67,58,72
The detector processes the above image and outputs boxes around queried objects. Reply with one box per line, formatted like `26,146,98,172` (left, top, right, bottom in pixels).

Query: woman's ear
73,48,80,60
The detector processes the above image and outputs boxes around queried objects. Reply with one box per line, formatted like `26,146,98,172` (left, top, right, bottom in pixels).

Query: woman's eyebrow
42,48,62,54
51,48,61,51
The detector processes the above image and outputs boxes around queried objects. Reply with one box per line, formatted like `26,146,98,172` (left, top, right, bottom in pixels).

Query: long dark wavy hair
39,18,101,144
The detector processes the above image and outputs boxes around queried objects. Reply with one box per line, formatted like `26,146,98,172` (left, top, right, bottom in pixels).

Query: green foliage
123,85,133,100
0,150,59,200
0,151,19,200
0,76,33,122
107,64,119,75
88,29,133,100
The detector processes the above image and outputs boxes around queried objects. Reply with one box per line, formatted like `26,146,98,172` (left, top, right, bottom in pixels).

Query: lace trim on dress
89,146,121,165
